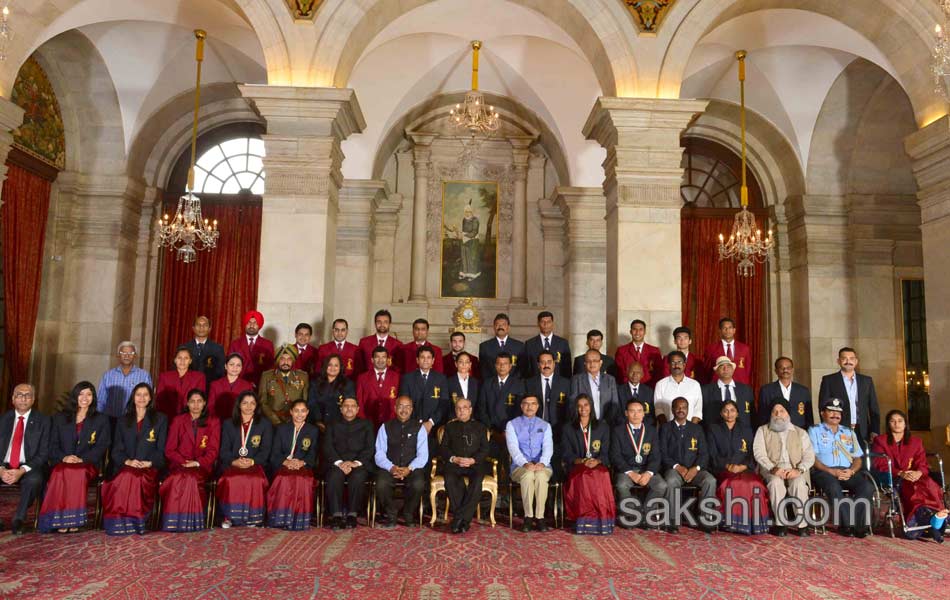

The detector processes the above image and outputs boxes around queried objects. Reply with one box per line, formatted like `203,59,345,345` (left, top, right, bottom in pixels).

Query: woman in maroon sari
561,394,614,535
160,389,220,532
39,381,111,533
871,409,948,542
217,390,273,528
209,353,253,422
155,346,206,421
266,399,319,530
102,383,168,535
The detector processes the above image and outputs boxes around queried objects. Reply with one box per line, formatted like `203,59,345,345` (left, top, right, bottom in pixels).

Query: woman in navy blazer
101,383,167,535
266,399,319,530
217,390,273,528
38,381,111,533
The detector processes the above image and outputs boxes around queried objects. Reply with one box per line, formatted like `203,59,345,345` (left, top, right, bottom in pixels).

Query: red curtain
157,198,262,370
681,214,766,394
1,162,52,392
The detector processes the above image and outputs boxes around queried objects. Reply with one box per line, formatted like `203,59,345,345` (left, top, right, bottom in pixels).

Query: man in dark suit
701,356,754,429
478,353,526,435
617,362,656,427
0,384,51,534
398,346,450,436
572,329,616,378
818,347,880,446
570,349,622,426
440,398,489,533
183,315,226,385
611,398,666,528
524,351,571,432
659,397,716,533
478,313,525,380
758,356,813,428
523,311,572,379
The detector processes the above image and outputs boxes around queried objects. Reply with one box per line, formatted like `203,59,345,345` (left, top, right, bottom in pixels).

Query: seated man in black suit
701,356,754,429
611,398,666,529
572,329,616,378
523,311,572,379
659,397,716,533
323,397,375,530
758,356,813,428
617,362,656,427
0,383,51,534
440,398,490,534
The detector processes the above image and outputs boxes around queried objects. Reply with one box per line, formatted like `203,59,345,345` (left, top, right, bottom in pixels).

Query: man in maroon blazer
614,319,663,385
704,317,752,385
661,326,706,382
398,318,444,374
356,346,401,428
292,323,319,377
317,318,363,379
444,331,479,379
358,309,401,373
227,310,275,387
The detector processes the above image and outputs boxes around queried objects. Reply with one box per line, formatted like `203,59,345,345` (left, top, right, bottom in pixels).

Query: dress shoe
665,525,679,534
460,520,471,532
700,524,717,534
330,516,345,531
535,519,549,532
794,527,811,538
450,520,463,534
0,519,5,531
854,527,870,539
11,520,24,536
345,515,358,529
377,517,396,529
838,526,854,537
521,518,533,533
402,514,420,528
773,525,787,537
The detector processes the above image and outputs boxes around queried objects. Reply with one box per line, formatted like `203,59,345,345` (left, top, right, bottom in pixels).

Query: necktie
378,338,384,347
544,337,550,351
633,385,639,399
377,372,384,386
724,385,732,402
727,343,734,361
422,372,428,384
248,337,255,350
499,339,505,350
634,345,641,361
544,378,551,402
337,342,343,352
9,416,24,469
196,342,204,359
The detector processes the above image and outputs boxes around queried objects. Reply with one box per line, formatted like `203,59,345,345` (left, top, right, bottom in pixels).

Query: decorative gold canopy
284,0,322,22
623,0,676,35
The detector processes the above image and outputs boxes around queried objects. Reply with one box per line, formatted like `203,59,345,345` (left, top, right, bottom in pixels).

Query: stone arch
661,0,942,125
310,0,638,96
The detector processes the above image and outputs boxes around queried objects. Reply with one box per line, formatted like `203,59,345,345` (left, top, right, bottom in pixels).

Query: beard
769,417,790,432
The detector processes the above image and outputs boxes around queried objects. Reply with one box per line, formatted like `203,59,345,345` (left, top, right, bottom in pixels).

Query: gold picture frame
440,180,499,298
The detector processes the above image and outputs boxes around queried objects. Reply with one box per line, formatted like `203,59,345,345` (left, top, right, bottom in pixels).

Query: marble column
408,134,434,302
239,85,365,341
510,138,532,304
583,98,707,351
337,179,389,336
554,186,607,354
905,116,950,436
0,97,24,201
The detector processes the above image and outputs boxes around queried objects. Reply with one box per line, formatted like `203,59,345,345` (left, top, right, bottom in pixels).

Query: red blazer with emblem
356,368,401,428
207,376,254,422
660,351,707,382
614,342,663,385
292,344,319,377
316,340,363,379
398,341,444,375
227,335,275,386
164,413,221,476
155,369,207,422
443,352,480,380
704,340,753,385
358,334,402,374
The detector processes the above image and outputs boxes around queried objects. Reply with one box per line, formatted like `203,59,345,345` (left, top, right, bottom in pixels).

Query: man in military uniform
259,345,309,425
440,398,489,534
809,397,875,538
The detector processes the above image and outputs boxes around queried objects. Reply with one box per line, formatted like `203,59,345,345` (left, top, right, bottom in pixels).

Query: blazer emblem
206,357,214,368
740,439,748,453
432,386,441,398
558,392,565,405
644,403,650,413
511,356,518,366
798,402,805,416
451,392,458,404
251,435,261,448
738,357,745,369
389,386,397,400
199,435,208,449
555,352,561,363
302,437,312,451
689,437,698,451
745,401,750,414
592,439,601,452
89,431,97,445
642,442,652,454
506,393,515,406
346,358,354,371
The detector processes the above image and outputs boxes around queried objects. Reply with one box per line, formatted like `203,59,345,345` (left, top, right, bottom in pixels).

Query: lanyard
288,424,304,459
582,424,592,458
239,421,252,456
627,423,645,457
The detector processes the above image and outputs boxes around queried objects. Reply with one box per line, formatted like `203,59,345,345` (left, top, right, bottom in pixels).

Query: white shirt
653,375,703,421
587,373,601,417
541,335,552,348
628,383,639,397
778,380,792,401
3,410,31,472
247,335,258,346
717,379,735,402
496,336,509,347
456,374,469,400
721,340,734,356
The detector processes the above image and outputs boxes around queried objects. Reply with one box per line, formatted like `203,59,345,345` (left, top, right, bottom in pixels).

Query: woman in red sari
102,383,168,535
155,346,206,421
266,399,319,530
160,389,220,532
209,353,253,422
561,394,614,535
217,390,272,528
39,381,111,533
871,409,948,542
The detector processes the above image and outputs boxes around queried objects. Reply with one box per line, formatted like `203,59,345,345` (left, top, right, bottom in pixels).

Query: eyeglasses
13,392,33,399
119,352,136,357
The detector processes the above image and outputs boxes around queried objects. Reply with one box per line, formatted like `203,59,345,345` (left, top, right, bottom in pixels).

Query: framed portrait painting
440,180,498,298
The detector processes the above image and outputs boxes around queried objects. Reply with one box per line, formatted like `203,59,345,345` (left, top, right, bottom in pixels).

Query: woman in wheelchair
871,409,948,542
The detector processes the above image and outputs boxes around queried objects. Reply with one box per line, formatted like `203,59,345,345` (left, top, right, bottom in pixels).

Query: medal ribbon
582,424,592,457
627,423,645,458
288,424,304,459
240,421,252,455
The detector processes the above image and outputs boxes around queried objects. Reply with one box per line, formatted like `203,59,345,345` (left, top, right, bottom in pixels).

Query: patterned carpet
1,519,948,600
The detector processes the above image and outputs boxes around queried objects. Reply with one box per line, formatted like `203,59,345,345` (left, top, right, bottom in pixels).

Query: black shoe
460,520,471,532
773,525,787,537
536,519,549,533
838,526,854,537
0,519,5,532
854,527,870,539
794,527,811,538
345,515,357,529
450,520,462,534
700,524,717,534
11,520,24,536
402,514,420,528
330,516,345,531
378,516,396,529
521,518,533,533
665,525,679,534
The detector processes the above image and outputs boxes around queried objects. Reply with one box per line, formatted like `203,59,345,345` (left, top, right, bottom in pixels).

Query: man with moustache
658,397,716,533
818,347,880,447
374,396,428,528
227,311,275,386
524,351,571,431
617,362,656,428
652,351,702,426
523,311,572,379
758,357,813,428
478,313,525,380
259,345,309,425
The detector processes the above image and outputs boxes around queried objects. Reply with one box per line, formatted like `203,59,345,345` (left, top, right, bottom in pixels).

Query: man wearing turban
227,310,275,387
260,344,310,425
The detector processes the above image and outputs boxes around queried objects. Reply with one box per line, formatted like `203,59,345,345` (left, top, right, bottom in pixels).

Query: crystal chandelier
157,30,220,263
718,50,773,278
0,5,12,62
450,41,500,135
933,0,950,100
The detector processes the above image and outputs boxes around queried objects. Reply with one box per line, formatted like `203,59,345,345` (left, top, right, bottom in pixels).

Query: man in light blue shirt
97,341,153,418
374,396,429,528
505,394,553,532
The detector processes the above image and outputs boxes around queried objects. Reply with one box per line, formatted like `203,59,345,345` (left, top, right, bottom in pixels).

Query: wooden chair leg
489,490,496,527
508,482,513,528
429,488,439,527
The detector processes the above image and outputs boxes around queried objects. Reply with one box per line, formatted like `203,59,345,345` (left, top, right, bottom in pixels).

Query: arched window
680,138,763,209
192,137,266,194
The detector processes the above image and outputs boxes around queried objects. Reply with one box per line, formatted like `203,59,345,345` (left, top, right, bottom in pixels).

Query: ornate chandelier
718,50,773,278
450,41,500,135
157,30,220,263
933,0,950,100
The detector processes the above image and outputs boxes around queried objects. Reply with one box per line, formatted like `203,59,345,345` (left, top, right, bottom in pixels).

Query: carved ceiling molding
623,0,676,35
284,0,322,22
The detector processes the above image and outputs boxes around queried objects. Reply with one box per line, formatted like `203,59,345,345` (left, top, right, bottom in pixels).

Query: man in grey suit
817,347,880,447
570,349,622,426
